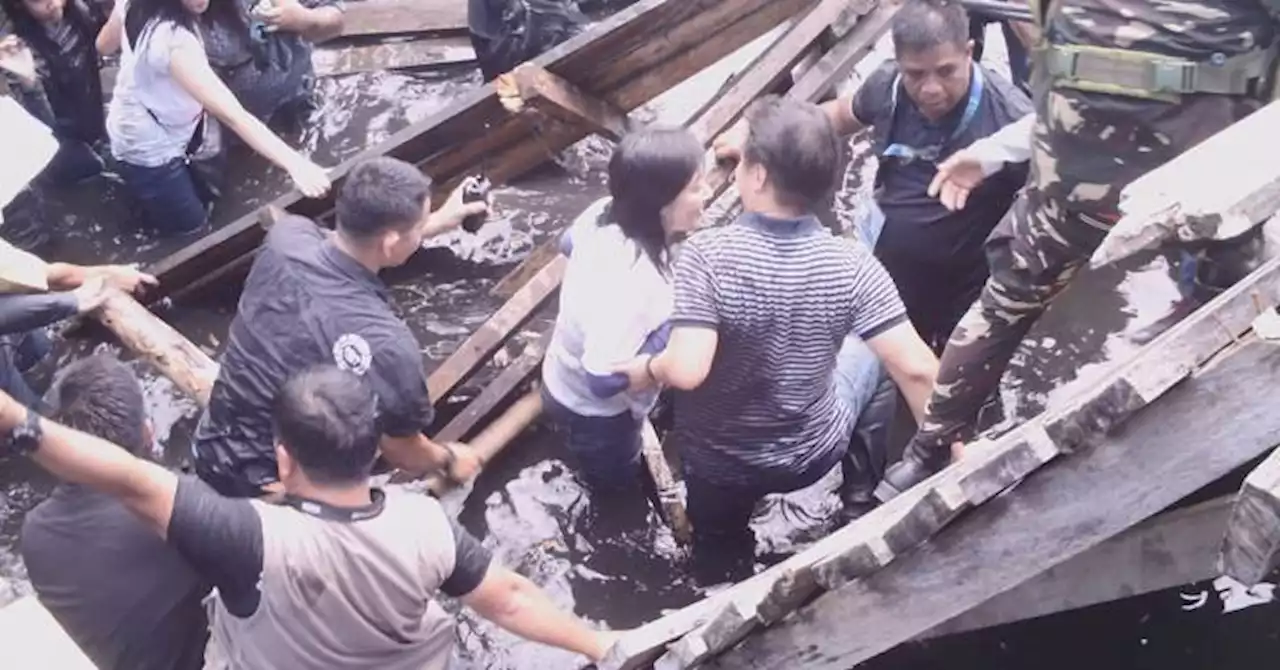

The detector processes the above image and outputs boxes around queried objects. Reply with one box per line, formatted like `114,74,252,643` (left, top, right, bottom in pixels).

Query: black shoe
874,444,950,502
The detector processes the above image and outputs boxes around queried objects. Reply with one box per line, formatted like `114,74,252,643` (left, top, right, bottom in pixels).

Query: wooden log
603,255,1280,670
1093,99,1280,268
425,255,567,403
711,335,1280,669
147,0,815,299
1219,443,1280,586
94,290,218,405
312,36,475,77
923,495,1234,639
497,63,634,142
0,597,96,670
423,387,544,495
340,0,468,38
641,420,692,544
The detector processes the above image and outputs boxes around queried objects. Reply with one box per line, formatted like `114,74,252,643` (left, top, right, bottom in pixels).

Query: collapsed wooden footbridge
9,0,1280,667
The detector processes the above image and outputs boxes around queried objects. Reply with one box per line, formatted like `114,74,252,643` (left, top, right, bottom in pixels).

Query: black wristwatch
5,409,43,457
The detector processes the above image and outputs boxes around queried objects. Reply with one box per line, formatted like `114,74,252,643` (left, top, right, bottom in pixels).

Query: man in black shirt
3,365,620,666
193,157,486,498
21,355,209,670
717,0,1031,352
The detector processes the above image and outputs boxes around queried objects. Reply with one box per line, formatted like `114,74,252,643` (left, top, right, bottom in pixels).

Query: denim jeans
541,388,645,495
0,329,53,409
684,334,895,542
117,158,209,237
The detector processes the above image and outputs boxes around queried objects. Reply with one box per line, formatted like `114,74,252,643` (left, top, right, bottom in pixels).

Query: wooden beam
491,0,882,300
1220,442,1280,586
602,255,1280,670
147,0,815,300
497,63,634,142
642,420,692,544
0,597,96,670
434,325,553,443
711,335,1280,668
94,291,219,405
339,0,468,38
425,255,567,403
922,496,1234,639
1093,99,1280,268
312,36,475,77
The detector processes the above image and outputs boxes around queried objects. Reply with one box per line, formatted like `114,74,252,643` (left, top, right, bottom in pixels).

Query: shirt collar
319,238,391,301
737,210,825,237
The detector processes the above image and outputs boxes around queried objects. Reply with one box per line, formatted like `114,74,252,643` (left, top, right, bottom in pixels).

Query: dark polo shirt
192,217,433,496
854,61,1031,344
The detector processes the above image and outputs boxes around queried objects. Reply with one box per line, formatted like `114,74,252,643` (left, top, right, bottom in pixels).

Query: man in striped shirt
620,96,940,554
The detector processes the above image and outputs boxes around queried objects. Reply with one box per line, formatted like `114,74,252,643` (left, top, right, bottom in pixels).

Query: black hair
335,157,432,241
2,0,105,63
200,0,250,38
741,95,840,210
271,365,380,486
124,0,201,50
891,0,970,54
45,355,148,456
606,127,702,273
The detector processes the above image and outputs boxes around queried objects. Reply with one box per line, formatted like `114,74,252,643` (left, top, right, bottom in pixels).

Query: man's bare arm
0,400,178,538
380,432,483,481
462,564,617,661
865,321,940,424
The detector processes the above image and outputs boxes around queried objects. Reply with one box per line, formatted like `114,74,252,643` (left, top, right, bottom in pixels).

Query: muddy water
2,18,1278,670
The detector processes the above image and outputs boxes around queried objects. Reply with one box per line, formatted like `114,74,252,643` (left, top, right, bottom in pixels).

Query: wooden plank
0,597,96,670
923,496,1234,639
603,255,1280,670
147,0,815,299
423,388,545,494
492,0,875,300
312,36,475,77
435,325,553,443
425,255,567,403
641,420,692,544
94,291,219,405
1093,99,1280,268
711,335,1280,669
497,62,634,142
340,0,468,38
1219,443,1280,586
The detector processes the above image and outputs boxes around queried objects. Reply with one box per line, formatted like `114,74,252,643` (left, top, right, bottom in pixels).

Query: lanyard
281,488,386,522
882,65,986,164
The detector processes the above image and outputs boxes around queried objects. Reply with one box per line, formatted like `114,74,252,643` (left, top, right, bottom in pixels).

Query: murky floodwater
2,14,1277,670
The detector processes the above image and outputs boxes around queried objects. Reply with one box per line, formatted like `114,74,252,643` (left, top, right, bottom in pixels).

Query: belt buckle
1150,59,1197,94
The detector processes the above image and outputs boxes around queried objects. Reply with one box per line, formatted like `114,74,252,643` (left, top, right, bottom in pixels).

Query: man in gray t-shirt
622,96,941,554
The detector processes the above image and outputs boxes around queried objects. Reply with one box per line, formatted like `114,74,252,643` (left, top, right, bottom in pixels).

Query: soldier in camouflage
876,0,1280,500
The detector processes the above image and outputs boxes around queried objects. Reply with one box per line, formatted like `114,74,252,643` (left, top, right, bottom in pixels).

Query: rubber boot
874,438,952,502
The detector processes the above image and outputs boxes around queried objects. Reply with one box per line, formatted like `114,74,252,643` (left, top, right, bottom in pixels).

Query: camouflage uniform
879,0,1279,497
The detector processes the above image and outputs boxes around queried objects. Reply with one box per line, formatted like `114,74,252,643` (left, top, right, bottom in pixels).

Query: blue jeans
541,388,645,495
684,335,895,540
0,329,53,409
117,158,209,237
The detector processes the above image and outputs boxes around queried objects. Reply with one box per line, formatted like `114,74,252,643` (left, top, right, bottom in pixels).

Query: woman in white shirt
96,0,329,237
541,128,706,496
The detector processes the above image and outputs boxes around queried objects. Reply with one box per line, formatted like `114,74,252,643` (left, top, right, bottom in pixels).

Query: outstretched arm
0,396,178,538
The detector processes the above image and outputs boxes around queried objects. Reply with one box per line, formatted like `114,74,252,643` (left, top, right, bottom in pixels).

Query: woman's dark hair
606,127,702,273
201,0,249,39
2,0,104,60
125,0,200,49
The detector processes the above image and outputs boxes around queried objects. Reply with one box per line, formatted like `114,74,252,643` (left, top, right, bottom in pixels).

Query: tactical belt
1036,43,1278,101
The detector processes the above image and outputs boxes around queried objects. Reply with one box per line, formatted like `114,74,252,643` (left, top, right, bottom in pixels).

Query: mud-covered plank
712,335,1280,669
1220,445,1280,586
312,36,475,77
340,0,468,37
94,291,219,405
641,420,692,544
1094,99,1280,268
923,496,1233,639
149,0,814,299
498,63,634,142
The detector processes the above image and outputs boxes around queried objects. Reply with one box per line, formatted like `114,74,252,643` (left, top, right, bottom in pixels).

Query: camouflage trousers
906,88,1264,458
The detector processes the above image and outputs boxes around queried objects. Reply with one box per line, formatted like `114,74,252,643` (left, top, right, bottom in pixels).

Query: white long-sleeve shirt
971,112,1035,177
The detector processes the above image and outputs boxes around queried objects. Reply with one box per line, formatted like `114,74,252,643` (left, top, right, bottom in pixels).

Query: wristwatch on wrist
5,409,43,457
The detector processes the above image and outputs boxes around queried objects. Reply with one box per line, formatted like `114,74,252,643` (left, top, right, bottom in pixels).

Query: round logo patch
332,333,372,376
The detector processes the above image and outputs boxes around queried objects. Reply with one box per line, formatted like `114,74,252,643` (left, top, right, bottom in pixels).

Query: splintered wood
1219,441,1280,586
601,257,1280,670
1093,99,1280,268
